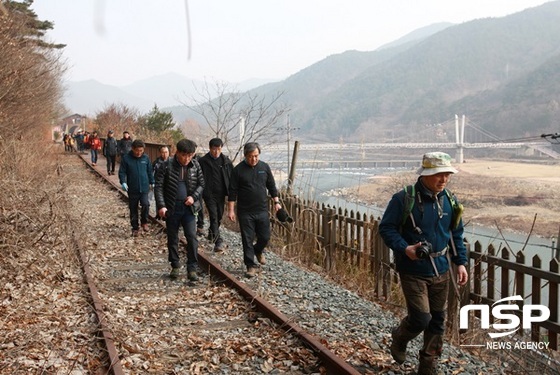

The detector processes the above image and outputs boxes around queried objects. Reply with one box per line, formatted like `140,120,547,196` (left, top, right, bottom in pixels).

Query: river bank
345,159,560,239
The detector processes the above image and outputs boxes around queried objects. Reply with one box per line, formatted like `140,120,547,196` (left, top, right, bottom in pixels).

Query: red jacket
89,136,102,150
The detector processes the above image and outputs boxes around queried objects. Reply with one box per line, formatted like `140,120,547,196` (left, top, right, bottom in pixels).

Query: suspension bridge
267,115,560,162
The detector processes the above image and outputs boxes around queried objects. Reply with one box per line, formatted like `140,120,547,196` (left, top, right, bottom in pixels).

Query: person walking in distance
103,130,118,175
154,139,205,281
379,152,468,375
88,131,102,166
152,145,170,220
117,131,133,161
199,138,233,252
194,153,206,237
227,142,281,277
118,140,154,237
152,145,170,176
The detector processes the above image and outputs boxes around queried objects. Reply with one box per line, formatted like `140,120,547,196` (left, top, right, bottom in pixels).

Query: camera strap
427,246,447,277
429,257,439,277
448,230,458,257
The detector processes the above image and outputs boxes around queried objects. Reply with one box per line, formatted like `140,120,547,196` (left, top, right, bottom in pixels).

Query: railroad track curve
69,153,360,374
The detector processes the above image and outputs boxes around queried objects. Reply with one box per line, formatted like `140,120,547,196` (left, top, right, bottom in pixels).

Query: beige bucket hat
417,152,458,176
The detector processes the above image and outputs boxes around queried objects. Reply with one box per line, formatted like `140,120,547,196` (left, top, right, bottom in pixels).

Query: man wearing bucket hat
379,151,468,375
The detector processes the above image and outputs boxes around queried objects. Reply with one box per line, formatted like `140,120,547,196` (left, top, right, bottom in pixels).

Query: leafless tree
0,1,66,140
94,103,142,138
185,79,289,162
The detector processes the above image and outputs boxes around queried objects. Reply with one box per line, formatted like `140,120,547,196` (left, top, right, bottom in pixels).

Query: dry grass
0,139,105,372
347,159,560,238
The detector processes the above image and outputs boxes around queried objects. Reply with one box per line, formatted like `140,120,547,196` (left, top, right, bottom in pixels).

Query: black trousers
106,155,116,173
128,191,149,230
238,211,270,268
204,194,226,243
166,201,198,271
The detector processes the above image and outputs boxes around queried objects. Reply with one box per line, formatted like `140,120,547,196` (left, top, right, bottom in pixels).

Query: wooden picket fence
273,194,394,299
272,193,560,350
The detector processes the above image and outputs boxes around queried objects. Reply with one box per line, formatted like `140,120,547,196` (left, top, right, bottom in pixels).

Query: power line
542,133,560,144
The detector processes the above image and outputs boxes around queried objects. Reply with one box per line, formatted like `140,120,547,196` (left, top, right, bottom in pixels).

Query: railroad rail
74,153,360,374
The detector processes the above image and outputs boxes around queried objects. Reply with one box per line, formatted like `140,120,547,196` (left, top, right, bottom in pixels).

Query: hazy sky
31,0,551,86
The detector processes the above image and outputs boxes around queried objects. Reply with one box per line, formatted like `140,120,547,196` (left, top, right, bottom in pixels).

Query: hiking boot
132,229,139,237
390,319,421,364
256,253,266,265
417,331,444,375
245,267,260,278
214,241,227,253
170,267,180,279
187,271,199,282
141,223,149,232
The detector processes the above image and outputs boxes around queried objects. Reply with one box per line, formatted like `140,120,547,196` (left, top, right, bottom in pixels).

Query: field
347,159,560,239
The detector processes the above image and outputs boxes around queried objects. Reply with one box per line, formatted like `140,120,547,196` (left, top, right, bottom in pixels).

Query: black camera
415,240,432,259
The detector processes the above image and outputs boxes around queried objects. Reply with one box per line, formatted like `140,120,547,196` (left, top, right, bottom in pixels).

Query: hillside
62,1,560,143
253,1,560,142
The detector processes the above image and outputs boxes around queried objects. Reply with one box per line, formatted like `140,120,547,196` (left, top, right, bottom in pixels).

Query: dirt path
347,159,560,238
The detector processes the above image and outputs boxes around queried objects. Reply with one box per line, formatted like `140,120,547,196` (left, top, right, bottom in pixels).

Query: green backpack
401,185,463,230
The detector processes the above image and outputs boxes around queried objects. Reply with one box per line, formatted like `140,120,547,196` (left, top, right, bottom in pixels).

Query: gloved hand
121,183,128,191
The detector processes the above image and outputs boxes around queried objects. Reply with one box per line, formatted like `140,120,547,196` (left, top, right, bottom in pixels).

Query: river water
276,163,558,306
272,163,557,264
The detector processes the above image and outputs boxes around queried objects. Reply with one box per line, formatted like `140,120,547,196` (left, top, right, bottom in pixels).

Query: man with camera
379,151,468,375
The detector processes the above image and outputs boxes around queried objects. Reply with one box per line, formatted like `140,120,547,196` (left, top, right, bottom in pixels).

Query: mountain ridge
63,1,560,142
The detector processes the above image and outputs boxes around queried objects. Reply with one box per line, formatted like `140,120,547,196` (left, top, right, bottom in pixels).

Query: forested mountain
252,1,560,141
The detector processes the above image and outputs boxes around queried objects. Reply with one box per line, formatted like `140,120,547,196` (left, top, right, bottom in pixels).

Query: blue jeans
166,201,198,271
238,211,270,268
128,191,150,231
91,149,98,164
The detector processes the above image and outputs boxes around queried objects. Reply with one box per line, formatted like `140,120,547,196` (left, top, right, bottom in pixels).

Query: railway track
70,153,360,374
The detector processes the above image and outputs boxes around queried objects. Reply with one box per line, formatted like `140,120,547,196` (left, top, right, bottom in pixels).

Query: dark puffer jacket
103,136,118,157
154,156,205,216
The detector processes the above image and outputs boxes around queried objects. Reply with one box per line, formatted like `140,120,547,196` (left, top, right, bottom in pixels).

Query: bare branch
181,78,289,162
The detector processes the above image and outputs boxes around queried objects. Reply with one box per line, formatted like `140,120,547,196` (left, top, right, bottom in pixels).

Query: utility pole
278,114,298,176
286,115,292,172
288,140,299,195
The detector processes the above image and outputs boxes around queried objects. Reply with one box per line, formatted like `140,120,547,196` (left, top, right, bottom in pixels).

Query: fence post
549,258,559,350
322,207,335,271
531,255,542,343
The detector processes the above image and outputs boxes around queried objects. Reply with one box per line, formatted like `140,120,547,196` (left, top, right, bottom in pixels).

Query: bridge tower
455,114,465,163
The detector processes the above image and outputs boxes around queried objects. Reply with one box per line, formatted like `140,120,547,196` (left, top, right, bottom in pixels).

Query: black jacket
198,152,233,198
117,137,133,156
103,136,118,157
228,160,278,214
154,156,205,215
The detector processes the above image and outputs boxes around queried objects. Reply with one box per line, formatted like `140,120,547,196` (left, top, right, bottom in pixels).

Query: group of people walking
116,136,281,281
91,135,468,374
102,130,132,174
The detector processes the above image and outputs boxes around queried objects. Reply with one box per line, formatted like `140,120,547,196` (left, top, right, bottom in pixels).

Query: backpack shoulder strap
401,185,415,226
444,188,464,230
